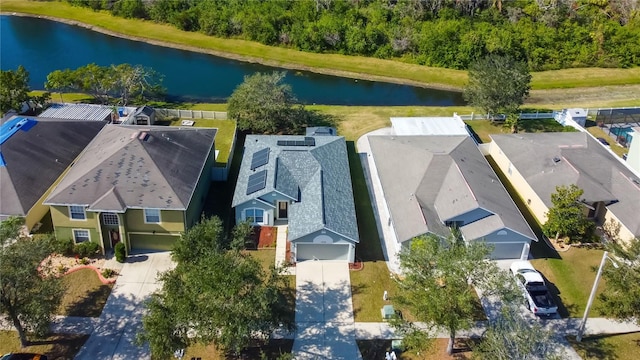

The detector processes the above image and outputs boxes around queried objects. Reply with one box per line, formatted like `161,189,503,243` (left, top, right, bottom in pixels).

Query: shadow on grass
346,141,385,262
350,283,367,318
222,339,294,360
64,284,113,317
540,273,577,318
0,332,89,360
519,118,569,133
567,335,617,360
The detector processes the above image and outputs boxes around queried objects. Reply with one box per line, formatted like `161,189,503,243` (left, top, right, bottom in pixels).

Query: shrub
57,264,67,275
54,238,75,256
74,241,101,258
101,268,116,278
115,242,126,263
79,257,90,265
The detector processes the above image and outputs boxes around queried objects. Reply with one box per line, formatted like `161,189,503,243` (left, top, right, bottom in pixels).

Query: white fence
457,111,556,121
156,108,227,120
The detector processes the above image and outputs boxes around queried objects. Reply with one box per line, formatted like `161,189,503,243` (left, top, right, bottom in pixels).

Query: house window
73,229,90,243
69,206,86,220
102,213,119,225
245,208,264,224
144,208,161,223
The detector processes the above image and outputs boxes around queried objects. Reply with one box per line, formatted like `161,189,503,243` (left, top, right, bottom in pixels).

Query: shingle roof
44,125,216,211
369,135,535,243
232,135,359,243
0,117,106,219
491,132,640,237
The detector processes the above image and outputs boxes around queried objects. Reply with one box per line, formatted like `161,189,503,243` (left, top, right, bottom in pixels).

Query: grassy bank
4,0,640,91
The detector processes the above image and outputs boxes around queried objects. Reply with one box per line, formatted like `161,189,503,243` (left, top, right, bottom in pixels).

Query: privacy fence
156,108,227,120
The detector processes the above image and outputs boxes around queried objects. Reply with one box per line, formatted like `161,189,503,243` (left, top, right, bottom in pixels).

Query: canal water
0,15,464,106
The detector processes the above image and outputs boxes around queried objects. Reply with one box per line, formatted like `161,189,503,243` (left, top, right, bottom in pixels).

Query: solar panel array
250,148,270,170
246,170,268,195
276,137,316,147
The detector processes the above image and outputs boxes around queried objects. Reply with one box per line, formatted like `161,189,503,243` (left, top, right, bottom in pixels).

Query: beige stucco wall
603,210,636,245
487,142,549,224
124,209,185,233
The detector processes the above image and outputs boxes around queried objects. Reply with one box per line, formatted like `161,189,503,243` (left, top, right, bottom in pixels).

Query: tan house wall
603,210,636,245
487,141,549,223
124,209,185,233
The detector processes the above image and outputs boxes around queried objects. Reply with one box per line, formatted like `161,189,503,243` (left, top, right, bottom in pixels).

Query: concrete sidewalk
74,251,174,360
292,261,362,359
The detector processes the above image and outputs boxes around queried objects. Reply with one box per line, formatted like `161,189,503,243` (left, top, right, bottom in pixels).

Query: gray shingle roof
0,117,106,219
44,125,216,211
369,135,535,243
233,135,359,243
491,132,640,237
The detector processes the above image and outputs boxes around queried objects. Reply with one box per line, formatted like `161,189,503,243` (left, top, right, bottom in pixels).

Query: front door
278,201,288,219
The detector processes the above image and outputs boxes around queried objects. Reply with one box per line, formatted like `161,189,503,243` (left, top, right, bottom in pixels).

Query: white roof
567,108,586,118
391,117,468,136
40,103,112,121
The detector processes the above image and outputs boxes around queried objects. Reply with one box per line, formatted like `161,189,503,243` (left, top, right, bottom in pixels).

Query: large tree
394,232,517,355
542,184,595,243
138,216,294,358
0,217,64,347
0,65,31,115
598,238,640,325
227,71,305,134
45,63,165,105
463,54,531,117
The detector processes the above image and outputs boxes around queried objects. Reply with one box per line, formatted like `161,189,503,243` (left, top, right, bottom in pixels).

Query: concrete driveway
292,261,362,360
74,251,174,360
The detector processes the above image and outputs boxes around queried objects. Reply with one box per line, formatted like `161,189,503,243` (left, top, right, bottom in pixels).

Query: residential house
44,125,216,253
488,132,640,244
0,116,106,230
232,134,359,262
368,135,536,259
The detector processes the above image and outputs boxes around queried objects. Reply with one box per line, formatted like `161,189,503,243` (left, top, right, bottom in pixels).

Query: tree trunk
8,307,29,348
447,331,455,355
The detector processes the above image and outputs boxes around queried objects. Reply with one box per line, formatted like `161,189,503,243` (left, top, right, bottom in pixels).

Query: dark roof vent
553,156,561,163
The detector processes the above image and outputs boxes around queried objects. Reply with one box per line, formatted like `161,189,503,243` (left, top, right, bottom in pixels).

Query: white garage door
488,242,526,260
296,244,349,261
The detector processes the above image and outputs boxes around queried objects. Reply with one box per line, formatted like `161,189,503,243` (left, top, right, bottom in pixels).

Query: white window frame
245,208,265,225
102,213,119,225
144,208,162,224
69,205,86,221
73,229,90,243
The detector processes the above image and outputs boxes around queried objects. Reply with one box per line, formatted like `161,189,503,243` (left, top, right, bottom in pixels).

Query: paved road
74,251,174,360
292,261,362,360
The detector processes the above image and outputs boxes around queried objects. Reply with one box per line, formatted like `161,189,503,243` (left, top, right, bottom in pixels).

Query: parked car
510,261,558,317
597,137,610,146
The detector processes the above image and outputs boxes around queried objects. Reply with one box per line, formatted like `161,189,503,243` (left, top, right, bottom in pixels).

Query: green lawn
168,118,236,166
6,0,640,91
58,269,113,317
0,331,88,360
568,333,640,360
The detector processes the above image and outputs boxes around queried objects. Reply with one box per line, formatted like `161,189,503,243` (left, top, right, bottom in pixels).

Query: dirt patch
253,226,277,248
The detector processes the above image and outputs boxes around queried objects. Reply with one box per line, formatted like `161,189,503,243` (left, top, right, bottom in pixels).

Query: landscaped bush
114,242,126,263
74,241,100,258
79,257,90,265
53,238,75,256
101,268,116,278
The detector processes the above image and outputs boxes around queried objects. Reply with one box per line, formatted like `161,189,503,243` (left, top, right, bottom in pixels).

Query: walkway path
292,261,362,359
274,222,295,275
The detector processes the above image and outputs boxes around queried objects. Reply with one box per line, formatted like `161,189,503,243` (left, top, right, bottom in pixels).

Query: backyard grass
5,0,640,91
0,331,88,360
58,269,113,317
568,333,640,360
585,126,629,158
168,118,236,166
358,339,475,360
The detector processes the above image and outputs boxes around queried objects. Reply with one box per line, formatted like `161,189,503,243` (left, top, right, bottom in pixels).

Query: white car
510,261,558,316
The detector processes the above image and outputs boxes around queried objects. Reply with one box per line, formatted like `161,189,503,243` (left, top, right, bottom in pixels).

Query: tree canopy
598,238,640,326
0,217,64,348
67,0,640,71
463,54,531,116
138,216,294,358
45,63,165,105
394,231,517,355
228,71,306,134
543,184,595,243
1,66,31,115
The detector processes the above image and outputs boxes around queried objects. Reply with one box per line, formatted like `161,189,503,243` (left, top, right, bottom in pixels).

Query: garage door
129,234,180,251
296,244,349,261
488,242,526,260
